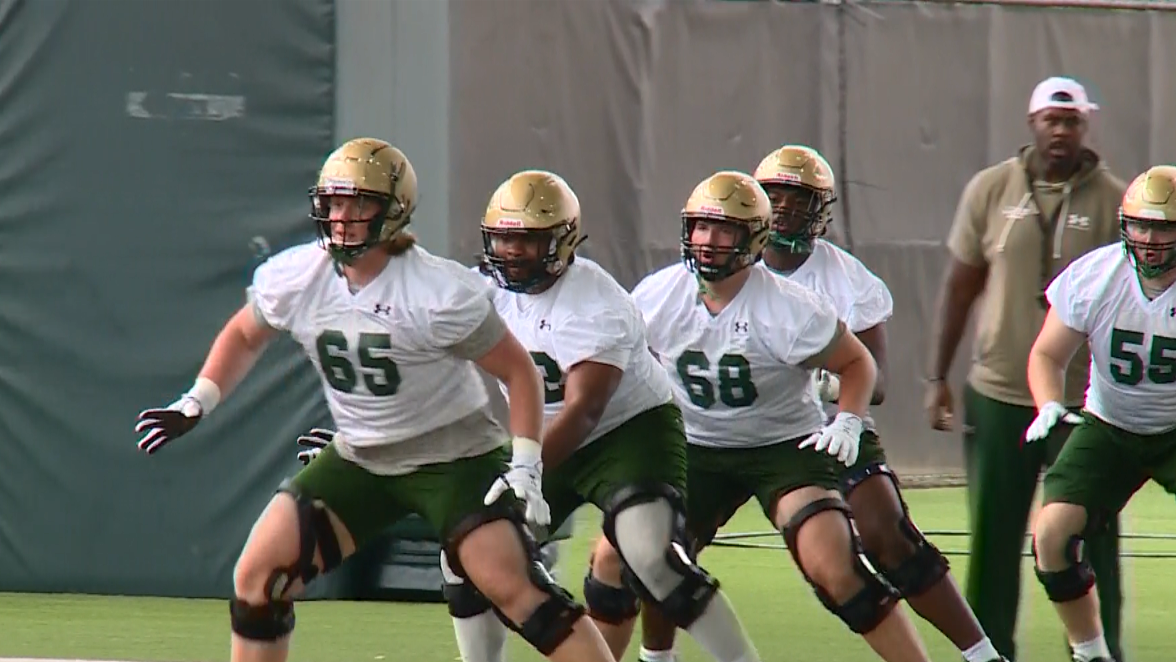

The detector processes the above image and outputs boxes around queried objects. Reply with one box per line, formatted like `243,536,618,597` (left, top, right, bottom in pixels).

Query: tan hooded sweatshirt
947,145,1127,407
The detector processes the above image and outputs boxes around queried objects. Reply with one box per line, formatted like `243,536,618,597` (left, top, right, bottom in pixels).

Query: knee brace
782,497,899,635
446,507,585,656
1034,533,1095,603
441,495,524,580
848,464,950,598
507,552,587,655
583,563,641,625
262,480,344,600
440,550,493,619
229,598,295,642
602,483,719,629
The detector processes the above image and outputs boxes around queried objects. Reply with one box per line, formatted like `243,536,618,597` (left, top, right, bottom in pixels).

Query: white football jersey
633,262,839,448
249,242,492,446
774,239,893,431
1047,243,1176,434
480,258,673,448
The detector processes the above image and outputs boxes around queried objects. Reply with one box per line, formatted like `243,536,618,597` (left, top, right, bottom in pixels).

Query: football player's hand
925,379,954,431
1025,401,1082,443
296,428,335,465
812,369,841,403
135,396,203,454
799,412,863,467
484,436,551,527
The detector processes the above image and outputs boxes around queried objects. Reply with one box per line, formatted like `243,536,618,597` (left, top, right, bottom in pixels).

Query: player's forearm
501,368,545,444
539,402,602,469
1027,349,1067,408
835,355,876,418
196,317,269,400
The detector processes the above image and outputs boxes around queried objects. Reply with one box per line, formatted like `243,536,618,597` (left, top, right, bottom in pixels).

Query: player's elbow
840,353,877,389
564,392,609,431
1027,343,1064,387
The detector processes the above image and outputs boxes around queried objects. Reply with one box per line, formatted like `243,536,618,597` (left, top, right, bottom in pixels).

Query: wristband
187,377,222,415
510,436,542,466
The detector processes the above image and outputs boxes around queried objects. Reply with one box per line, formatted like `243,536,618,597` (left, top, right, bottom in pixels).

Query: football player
1025,165,1176,662
439,170,760,662
595,171,934,662
134,139,616,662
753,145,1004,662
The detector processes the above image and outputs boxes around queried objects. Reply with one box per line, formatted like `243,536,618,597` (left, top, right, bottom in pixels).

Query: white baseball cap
1028,76,1099,115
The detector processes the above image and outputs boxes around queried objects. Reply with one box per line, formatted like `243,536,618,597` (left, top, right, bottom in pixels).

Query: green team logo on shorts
675,350,758,408
315,329,402,396
1109,327,1176,386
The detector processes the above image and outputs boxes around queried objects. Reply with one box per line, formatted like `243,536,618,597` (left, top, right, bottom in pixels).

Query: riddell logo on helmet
322,177,357,195
700,205,725,215
766,172,802,184
496,217,525,228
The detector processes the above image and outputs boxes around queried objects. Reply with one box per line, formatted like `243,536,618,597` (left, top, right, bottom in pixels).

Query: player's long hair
382,230,417,256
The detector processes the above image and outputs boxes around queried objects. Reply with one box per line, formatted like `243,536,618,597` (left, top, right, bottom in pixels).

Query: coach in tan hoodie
926,77,1127,662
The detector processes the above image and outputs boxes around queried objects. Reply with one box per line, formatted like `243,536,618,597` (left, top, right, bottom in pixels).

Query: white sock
1071,635,1111,662
639,646,677,662
683,592,762,662
962,637,1001,662
451,612,508,662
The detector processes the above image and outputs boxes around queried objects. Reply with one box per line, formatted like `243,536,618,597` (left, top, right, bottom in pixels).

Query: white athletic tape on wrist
187,377,222,415
511,436,542,467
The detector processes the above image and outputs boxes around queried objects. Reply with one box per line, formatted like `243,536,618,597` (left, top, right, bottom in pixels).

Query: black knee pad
1033,533,1095,603
267,480,344,599
782,497,899,635
849,465,951,598
443,579,494,619
602,483,719,629
583,568,641,625
229,598,295,641
440,549,494,618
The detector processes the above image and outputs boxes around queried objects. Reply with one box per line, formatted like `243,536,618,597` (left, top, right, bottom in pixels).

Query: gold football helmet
481,170,583,293
753,145,837,253
1120,165,1176,278
680,171,772,281
309,137,418,265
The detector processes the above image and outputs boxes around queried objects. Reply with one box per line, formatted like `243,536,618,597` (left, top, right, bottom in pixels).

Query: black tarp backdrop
0,0,336,596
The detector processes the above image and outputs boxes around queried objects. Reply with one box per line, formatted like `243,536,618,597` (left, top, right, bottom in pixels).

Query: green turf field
2,484,1174,662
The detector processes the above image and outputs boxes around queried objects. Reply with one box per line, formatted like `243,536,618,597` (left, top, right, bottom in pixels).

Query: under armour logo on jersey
1170,307,1176,318
733,321,749,333
539,319,552,331
374,303,392,315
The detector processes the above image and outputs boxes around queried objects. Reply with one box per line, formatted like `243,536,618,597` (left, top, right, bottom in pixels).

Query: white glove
799,412,863,467
1025,401,1082,443
812,369,841,403
484,437,551,527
